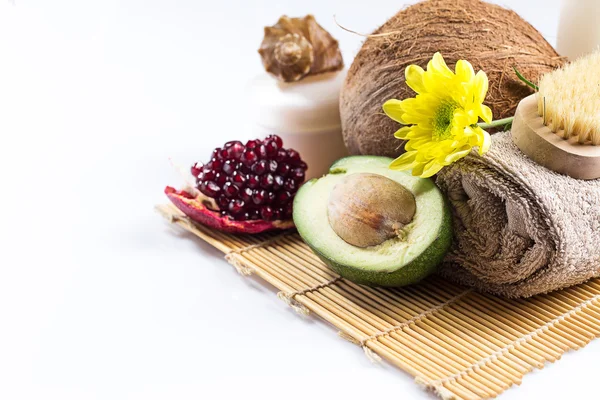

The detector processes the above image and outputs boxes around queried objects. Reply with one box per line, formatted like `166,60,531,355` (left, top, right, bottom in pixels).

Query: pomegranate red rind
165,186,295,234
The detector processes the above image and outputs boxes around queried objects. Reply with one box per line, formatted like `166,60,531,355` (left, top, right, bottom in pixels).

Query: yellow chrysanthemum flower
383,52,493,178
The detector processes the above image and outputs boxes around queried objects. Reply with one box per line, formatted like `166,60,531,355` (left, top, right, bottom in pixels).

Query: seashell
258,15,344,83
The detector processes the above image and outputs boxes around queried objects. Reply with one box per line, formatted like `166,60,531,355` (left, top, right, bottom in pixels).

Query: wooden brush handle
512,94,600,180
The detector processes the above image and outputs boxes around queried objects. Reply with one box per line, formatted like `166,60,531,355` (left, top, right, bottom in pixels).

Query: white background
2,1,598,399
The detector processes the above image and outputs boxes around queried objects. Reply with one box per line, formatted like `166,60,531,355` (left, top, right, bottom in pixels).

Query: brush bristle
537,51,600,145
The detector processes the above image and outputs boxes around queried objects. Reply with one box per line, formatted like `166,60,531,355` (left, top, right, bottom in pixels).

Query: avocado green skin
293,156,453,287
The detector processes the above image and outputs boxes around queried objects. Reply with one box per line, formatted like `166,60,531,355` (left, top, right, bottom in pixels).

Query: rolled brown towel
436,131,600,298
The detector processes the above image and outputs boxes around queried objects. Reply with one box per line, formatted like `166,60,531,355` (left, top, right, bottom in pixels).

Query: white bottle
246,70,349,181
557,0,600,60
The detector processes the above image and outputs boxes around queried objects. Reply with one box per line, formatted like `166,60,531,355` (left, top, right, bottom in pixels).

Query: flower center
433,101,458,141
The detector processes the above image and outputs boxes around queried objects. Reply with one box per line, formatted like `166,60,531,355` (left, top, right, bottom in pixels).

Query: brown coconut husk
340,0,566,158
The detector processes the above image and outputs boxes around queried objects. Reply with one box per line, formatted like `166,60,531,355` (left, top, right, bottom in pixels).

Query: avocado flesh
293,156,452,287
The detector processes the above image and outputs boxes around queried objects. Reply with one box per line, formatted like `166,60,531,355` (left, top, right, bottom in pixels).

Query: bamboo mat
156,203,600,400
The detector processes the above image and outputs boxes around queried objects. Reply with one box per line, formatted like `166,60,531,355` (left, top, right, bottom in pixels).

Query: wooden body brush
512,51,600,180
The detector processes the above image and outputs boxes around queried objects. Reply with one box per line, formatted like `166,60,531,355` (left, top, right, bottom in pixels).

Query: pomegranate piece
165,187,294,234
190,162,203,178
167,134,307,234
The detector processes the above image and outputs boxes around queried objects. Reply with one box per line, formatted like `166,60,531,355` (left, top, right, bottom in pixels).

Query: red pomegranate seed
224,140,242,149
228,198,245,214
202,169,216,182
246,174,259,189
268,135,283,149
273,175,284,190
207,158,223,171
226,142,245,160
211,148,222,160
277,191,291,203
257,144,268,159
277,163,290,177
284,178,297,192
245,139,260,149
223,182,239,198
292,168,305,182
260,174,274,189
267,191,276,204
261,206,274,221
215,173,227,186
191,163,203,177
217,195,229,208
267,160,278,173
239,164,252,175
222,160,238,175
241,149,258,166
240,187,253,202
287,149,301,164
251,159,268,175
275,149,287,162
231,171,246,187
252,189,267,205
265,140,278,157
199,181,221,197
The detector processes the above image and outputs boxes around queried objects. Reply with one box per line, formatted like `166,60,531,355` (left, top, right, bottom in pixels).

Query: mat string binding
277,277,343,316
224,253,255,276
339,289,472,364
417,292,600,400
338,331,383,363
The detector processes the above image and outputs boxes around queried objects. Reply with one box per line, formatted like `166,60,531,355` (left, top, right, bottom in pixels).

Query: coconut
340,0,566,157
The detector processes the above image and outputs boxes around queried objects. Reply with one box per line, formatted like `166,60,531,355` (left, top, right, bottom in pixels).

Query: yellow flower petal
401,113,432,126
479,104,493,124
455,60,475,83
428,52,453,78
420,160,445,178
399,98,436,122
382,99,405,123
411,162,426,177
477,129,492,155
394,126,413,139
452,110,473,130
423,71,454,97
473,70,489,104
389,152,417,170
405,137,432,151
405,128,431,140
444,147,471,163
405,65,427,94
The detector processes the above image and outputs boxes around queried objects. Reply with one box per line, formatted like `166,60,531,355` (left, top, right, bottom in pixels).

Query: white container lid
246,70,346,134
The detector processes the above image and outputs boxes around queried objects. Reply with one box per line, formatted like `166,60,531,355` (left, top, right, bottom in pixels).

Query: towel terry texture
436,131,600,298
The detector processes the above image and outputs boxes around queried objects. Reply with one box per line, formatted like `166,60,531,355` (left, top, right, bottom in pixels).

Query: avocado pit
327,173,416,248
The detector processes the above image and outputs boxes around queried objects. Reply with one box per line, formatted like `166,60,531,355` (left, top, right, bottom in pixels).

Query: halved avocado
293,156,452,287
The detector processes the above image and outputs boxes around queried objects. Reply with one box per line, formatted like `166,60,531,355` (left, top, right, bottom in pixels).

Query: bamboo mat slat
156,203,600,400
